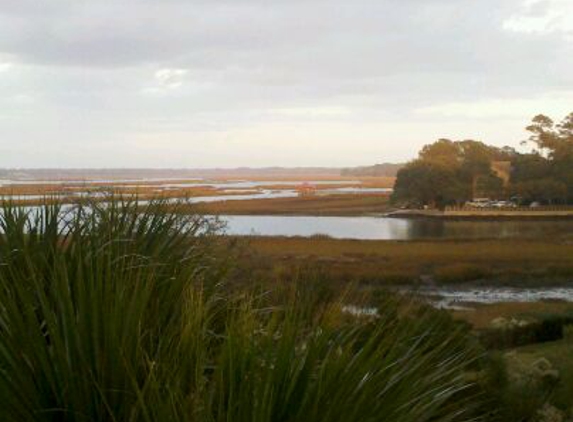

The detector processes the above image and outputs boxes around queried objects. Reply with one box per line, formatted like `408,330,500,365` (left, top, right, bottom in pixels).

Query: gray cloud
0,0,571,167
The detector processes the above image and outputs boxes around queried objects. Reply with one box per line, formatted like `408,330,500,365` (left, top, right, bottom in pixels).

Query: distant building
297,183,316,196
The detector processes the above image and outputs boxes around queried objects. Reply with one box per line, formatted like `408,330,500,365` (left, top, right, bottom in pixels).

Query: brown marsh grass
238,236,573,286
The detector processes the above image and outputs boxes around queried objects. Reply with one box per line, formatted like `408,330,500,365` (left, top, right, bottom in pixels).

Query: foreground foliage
0,201,482,421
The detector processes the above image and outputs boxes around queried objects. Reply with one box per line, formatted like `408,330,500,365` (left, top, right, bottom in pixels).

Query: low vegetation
193,193,392,215
238,236,573,286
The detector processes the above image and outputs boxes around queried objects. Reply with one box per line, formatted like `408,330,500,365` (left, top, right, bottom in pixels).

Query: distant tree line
391,112,573,208
341,163,404,177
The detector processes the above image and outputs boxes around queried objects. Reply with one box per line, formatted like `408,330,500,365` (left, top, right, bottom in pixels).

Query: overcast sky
0,0,571,168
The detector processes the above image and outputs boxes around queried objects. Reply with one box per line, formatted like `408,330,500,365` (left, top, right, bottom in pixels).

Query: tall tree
523,112,573,201
526,112,573,159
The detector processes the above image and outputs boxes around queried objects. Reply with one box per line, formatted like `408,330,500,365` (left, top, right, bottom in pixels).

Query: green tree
521,112,573,201
475,174,504,199
510,178,568,204
392,161,469,208
393,139,510,207
510,152,551,183
418,139,461,167
525,113,573,159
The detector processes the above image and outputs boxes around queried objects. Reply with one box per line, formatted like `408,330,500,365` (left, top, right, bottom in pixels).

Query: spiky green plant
0,200,483,421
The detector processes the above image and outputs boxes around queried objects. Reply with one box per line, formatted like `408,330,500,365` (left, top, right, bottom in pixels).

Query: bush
479,353,558,422
478,312,573,349
0,200,485,422
563,324,573,343
434,263,491,284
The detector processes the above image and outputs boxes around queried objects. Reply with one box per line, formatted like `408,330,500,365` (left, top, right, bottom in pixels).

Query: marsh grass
193,193,391,216
242,236,573,286
0,200,482,421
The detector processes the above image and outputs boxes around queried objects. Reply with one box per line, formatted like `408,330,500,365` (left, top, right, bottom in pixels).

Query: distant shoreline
387,209,573,221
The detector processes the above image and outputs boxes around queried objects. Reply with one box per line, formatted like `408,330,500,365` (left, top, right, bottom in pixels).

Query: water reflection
223,215,573,240
3,201,573,240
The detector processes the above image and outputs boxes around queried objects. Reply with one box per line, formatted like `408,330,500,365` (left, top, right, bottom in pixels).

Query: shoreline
386,209,573,221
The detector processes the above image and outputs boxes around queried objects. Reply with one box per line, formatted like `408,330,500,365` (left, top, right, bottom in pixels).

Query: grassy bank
193,193,392,215
237,236,573,286
390,208,573,220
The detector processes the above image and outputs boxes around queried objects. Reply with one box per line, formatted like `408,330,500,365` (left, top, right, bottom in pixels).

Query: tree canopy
392,139,507,208
392,112,573,207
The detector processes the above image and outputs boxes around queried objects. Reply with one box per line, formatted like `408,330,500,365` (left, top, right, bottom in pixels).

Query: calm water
427,287,573,309
4,202,573,240
222,215,573,240
347,287,573,312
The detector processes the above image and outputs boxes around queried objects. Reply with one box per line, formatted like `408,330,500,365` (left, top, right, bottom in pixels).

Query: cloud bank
0,0,571,167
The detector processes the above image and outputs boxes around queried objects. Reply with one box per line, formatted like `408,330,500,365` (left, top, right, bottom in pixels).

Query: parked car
466,199,517,209
466,198,491,208
491,200,517,208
